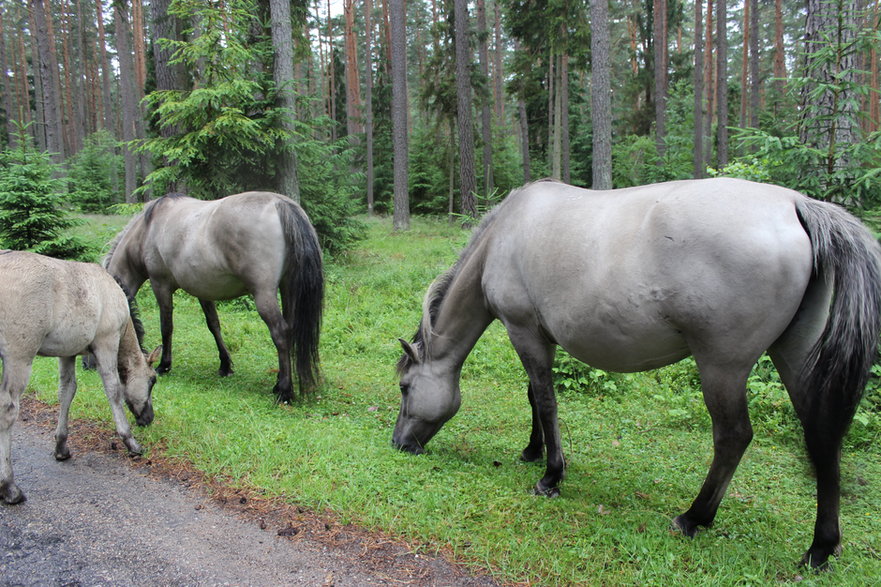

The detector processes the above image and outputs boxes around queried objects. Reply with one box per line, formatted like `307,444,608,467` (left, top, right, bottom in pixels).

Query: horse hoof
0,482,25,505
124,438,143,456
532,484,560,498
800,543,841,569
156,365,171,375
672,515,700,538
54,449,71,461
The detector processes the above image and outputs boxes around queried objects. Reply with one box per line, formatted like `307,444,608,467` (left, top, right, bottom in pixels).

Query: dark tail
796,197,881,434
277,199,324,394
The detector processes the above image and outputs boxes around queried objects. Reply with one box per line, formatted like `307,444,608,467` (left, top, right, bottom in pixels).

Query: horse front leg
199,299,234,376
92,345,142,456
254,291,293,403
673,363,752,536
151,284,175,374
53,356,78,460
505,325,562,496
0,356,33,504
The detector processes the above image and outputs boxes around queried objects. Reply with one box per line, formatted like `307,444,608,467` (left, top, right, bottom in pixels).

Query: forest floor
0,395,500,587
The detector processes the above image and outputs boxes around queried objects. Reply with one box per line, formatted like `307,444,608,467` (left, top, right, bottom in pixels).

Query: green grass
25,215,881,585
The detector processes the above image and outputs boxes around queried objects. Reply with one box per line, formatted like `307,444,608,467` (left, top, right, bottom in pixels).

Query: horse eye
400,383,409,396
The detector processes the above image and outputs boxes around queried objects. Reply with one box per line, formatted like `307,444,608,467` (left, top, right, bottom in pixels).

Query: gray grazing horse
0,251,161,505
104,191,324,403
394,178,881,567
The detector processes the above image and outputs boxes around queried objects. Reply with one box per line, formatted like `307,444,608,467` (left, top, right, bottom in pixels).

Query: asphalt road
0,404,498,586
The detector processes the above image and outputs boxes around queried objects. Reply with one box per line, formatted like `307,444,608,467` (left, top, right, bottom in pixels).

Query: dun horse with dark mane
104,191,324,403
394,178,881,567
0,251,160,504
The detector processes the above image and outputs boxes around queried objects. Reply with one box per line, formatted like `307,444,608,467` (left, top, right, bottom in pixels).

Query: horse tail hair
277,198,324,394
795,196,881,436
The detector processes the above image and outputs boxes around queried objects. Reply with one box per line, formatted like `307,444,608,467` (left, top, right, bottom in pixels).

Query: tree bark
365,0,376,215
773,0,786,102
115,0,140,201
715,0,728,168
693,0,705,178
748,0,760,129
0,8,16,146
477,0,492,196
591,0,612,189
800,0,859,177
739,0,749,128
31,0,66,161
653,0,667,158
454,0,476,219
390,0,410,230
96,0,114,132
269,0,302,202
344,0,362,137
492,0,503,121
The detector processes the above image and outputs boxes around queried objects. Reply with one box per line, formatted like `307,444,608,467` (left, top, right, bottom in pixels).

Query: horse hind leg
253,289,293,403
0,356,34,504
673,361,753,537
769,277,844,567
199,299,234,376
53,356,78,460
521,382,545,462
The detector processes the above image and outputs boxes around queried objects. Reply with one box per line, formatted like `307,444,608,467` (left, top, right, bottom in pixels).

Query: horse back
140,192,291,299
0,252,129,358
481,179,814,372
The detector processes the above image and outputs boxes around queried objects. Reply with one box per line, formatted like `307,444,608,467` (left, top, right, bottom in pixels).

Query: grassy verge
25,215,881,585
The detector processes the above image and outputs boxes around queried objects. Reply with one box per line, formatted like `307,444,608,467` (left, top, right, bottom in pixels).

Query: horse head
121,346,161,427
392,339,461,454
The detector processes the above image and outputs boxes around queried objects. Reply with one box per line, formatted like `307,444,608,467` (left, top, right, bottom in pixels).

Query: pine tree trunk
591,0,612,189
269,0,302,202
653,0,667,158
115,0,139,201
0,8,16,146
704,0,714,165
95,0,114,132
31,0,65,161
748,0,760,129
390,0,410,230
493,0,503,121
740,0,749,128
561,51,570,183
454,0,476,219
800,0,859,179
477,0,492,197
364,0,376,215
344,0,362,137
715,0,728,168
773,0,786,102
73,0,89,140
693,0,705,178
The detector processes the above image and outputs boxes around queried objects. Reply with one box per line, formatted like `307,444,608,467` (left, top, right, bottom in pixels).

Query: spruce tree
0,126,89,260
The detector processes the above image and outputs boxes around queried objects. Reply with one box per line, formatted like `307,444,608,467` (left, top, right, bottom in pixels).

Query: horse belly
554,316,690,373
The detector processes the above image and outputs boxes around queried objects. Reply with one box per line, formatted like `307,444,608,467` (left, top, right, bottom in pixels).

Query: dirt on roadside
1,394,502,586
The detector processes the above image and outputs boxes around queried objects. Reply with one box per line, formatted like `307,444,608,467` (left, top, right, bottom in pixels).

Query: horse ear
399,338,421,364
146,345,162,366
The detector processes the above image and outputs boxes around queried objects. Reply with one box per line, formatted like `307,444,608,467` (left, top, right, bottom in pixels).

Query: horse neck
427,254,494,371
117,319,145,374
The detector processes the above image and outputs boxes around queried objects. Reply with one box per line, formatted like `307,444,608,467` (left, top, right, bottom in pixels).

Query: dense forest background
2,0,881,250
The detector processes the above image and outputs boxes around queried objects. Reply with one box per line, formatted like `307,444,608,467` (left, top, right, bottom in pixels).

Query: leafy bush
67,130,122,212
0,130,91,260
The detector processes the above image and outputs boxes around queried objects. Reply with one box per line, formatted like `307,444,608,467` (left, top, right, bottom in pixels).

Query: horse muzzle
134,404,154,427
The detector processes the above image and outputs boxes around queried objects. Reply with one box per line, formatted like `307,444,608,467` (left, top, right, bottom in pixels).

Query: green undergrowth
25,215,881,585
